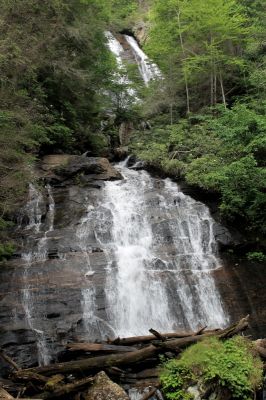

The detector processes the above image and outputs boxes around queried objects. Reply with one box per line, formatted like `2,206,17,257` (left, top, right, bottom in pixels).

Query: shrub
160,336,263,400
246,251,266,263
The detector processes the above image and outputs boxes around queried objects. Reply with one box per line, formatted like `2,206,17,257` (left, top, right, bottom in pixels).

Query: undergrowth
160,336,263,400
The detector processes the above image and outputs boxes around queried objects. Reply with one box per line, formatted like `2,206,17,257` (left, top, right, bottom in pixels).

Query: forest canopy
0,0,265,259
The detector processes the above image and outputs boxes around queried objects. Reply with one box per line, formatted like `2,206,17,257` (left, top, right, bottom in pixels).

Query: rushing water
124,35,161,85
97,163,228,336
21,184,55,366
17,164,228,370
105,31,136,103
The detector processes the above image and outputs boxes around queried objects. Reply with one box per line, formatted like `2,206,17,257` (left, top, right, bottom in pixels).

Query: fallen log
149,329,166,342
12,371,49,384
141,387,157,400
37,376,94,399
12,317,249,380
193,326,207,336
44,375,65,391
0,351,20,372
15,345,159,377
0,388,15,400
66,343,138,353
109,331,195,345
156,316,249,351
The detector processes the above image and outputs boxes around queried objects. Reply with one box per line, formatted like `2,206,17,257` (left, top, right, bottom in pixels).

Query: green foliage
0,218,15,261
0,242,15,262
87,133,110,157
0,0,118,218
160,337,263,400
246,251,266,263
132,103,266,233
109,0,138,28
146,0,249,114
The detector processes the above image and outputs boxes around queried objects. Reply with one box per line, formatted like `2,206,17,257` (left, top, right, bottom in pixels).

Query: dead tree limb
66,343,137,353
37,376,94,399
0,351,20,371
12,371,48,384
154,316,249,351
193,326,207,336
14,345,159,377
149,329,166,342
141,387,157,400
12,317,249,379
109,331,194,345
0,387,15,400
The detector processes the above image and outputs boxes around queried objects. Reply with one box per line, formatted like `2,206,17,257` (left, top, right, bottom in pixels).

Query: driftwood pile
0,316,265,400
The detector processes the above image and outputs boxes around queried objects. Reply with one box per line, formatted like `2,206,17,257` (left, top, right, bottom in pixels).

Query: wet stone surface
0,158,266,371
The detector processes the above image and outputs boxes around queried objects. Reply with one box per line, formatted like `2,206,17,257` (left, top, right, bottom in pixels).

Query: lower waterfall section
101,164,228,335
5,160,229,369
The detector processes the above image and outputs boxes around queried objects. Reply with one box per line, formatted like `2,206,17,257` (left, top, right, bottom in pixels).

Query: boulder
40,155,122,182
85,371,129,400
114,147,129,161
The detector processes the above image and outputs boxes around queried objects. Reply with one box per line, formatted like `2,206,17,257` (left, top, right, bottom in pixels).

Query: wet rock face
213,257,266,338
0,158,266,373
0,157,121,371
85,371,129,400
40,155,122,183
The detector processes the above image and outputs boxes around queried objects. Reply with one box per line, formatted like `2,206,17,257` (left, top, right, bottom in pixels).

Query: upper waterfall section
124,35,161,85
106,31,161,86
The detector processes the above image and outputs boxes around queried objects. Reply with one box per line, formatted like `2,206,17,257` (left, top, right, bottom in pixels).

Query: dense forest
0,2,266,399
0,0,265,259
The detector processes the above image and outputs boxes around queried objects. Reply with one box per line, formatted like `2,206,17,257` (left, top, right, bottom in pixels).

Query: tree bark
66,343,137,353
16,345,159,377
219,70,226,108
109,330,194,346
0,388,15,400
156,316,249,351
176,8,190,114
0,350,20,371
37,376,94,400
141,387,158,400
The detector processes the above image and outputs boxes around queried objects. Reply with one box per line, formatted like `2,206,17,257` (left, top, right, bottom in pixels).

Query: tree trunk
0,388,15,400
66,343,138,353
16,345,159,377
109,330,195,346
219,70,226,108
37,376,94,400
15,317,249,378
176,9,190,114
156,316,249,351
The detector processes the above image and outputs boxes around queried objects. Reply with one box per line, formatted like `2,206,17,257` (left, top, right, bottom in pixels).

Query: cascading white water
76,203,98,337
105,32,136,101
76,202,116,340
21,183,55,366
124,35,161,85
104,35,226,334
106,31,160,87
99,163,228,336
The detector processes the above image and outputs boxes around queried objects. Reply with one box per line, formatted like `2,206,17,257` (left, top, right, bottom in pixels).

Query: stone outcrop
40,155,122,183
85,371,129,400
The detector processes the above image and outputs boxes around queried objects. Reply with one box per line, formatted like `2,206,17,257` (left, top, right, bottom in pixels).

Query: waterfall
76,203,98,338
99,163,228,336
105,32,136,101
124,35,161,85
21,183,55,366
106,31,160,94
103,33,226,335
76,202,116,340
